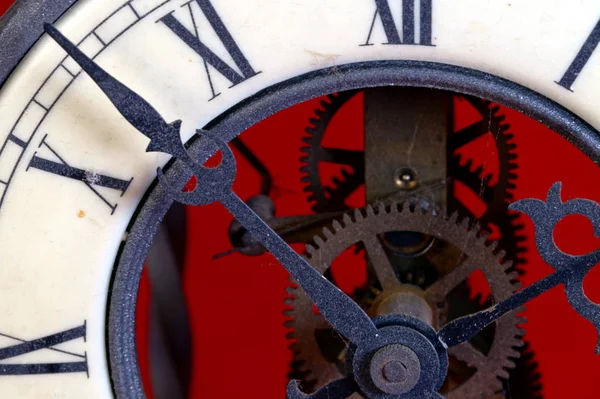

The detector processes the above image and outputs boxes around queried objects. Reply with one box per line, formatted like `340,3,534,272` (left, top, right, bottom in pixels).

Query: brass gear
299,92,526,268
285,202,524,398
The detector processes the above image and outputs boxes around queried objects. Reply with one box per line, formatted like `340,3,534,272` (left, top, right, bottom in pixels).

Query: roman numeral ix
0,323,88,376
363,0,433,46
159,0,260,100
27,134,133,215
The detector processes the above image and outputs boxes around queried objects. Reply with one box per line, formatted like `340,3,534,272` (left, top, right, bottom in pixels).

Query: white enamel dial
0,0,599,397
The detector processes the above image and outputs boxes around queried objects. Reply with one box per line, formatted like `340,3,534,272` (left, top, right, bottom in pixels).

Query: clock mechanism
137,84,596,398
0,1,599,399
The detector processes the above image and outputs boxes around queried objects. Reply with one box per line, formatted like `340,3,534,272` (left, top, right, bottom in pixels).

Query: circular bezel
111,60,600,398
1,2,600,398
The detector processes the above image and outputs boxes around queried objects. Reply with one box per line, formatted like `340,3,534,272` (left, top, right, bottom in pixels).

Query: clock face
0,1,599,398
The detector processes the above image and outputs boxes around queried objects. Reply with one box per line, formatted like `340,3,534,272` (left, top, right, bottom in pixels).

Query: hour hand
43,23,187,159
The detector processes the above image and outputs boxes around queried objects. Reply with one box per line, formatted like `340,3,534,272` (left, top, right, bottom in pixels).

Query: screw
393,167,418,190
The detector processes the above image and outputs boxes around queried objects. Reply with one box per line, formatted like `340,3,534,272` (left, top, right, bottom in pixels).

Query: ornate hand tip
144,119,186,157
508,197,543,216
546,181,564,204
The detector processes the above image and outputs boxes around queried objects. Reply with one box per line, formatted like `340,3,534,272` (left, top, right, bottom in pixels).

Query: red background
1,0,599,398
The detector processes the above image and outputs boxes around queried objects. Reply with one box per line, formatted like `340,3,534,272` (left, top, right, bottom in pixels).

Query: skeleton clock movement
0,0,599,398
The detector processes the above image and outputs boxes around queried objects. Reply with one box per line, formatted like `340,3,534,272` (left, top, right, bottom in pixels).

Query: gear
284,202,525,398
502,342,543,398
299,91,526,268
300,90,362,214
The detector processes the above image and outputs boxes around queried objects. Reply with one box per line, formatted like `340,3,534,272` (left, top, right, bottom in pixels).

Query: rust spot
77,210,86,218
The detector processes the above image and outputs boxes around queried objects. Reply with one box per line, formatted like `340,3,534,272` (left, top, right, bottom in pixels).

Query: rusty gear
299,92,526,268
285,202,525,398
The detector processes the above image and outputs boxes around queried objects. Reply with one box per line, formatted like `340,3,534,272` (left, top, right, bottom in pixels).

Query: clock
0,0,599,398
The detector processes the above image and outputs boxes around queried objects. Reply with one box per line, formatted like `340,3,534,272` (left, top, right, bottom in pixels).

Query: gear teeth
314,109,326,118
486,240,499,252
496,249,507,260
459,216,471,229
288,342,299,353
448,211,459,224
331,219,343,232
501,260,514,271
474,165,485,177
283,297,295,306
496,369,511,380
507,270,519,281
375,201,386,214
342,213,353,225
353,208,364,222
305,244,318,257
366,205,376,217
322,226,334,239
313,235,325,248
478,230,490,242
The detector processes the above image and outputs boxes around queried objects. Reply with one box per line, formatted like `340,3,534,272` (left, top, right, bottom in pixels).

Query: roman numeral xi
159,0,260,101
0,323,88,376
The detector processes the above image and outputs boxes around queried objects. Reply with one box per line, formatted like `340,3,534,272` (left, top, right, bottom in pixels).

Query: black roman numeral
159,0,260,100
363,0,433,46
27,134,133,215
557,18,600,91
0,323,88,376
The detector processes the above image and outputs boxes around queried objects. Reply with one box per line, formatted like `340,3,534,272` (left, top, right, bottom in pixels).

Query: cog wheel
448,98,525,270
284,202,524,399
300,90,363,213
299,91,526,268
502,342,543,398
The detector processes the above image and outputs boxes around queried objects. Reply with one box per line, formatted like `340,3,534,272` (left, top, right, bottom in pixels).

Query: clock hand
437,266,566,347
44,23,190,161
158,134,379,345
44,23,377,348
439,182,600,349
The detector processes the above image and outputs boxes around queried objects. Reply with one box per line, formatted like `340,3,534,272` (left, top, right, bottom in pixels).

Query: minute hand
44,24,188,160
